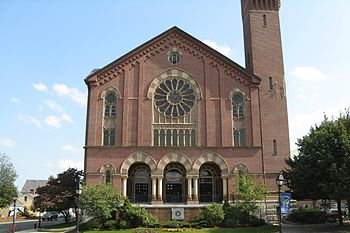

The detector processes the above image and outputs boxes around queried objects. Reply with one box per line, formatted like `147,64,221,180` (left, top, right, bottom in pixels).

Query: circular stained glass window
154,78,196,118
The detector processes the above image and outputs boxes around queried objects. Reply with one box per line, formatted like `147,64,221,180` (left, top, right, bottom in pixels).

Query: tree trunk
337,199,343,225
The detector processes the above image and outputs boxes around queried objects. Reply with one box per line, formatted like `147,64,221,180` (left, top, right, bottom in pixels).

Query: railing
199,194,223,203
130,195,151,203
165,195,185,203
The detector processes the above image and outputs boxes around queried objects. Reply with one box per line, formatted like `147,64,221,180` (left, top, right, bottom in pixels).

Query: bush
201,203,224,227
161,220,182,228
104,219,117,230
222,202,265,227
79,218,102,230
118,199,158,228
287,208,327,224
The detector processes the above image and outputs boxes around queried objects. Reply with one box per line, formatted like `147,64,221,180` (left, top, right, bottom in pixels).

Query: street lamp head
276,171,284,187
76,180,83,195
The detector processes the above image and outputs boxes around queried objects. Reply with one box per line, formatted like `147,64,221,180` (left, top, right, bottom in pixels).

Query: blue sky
1,0,349,189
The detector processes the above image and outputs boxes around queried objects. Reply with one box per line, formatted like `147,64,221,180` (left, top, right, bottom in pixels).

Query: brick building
84,0,289,221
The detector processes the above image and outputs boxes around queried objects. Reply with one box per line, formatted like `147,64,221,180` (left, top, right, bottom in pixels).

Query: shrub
118,199,158,228
222,203,265,227
161,220,182,228
104,219,117,230
79,218,102,230
287,208,327,224
201,203,224,227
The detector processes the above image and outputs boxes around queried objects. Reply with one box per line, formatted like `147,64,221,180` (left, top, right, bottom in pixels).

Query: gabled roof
85,26,261,85
21,179,48,193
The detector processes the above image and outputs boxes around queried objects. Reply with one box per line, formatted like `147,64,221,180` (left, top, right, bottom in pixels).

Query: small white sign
171,208,184,220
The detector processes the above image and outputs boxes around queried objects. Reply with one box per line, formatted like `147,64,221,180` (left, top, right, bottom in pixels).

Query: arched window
151,69,200,147
102,89,118,146
104,92,117,117
231,91,246,146
164,164,186,203
199,164,222,203
232,92,245,118
105,169,112,184
128,164,151,203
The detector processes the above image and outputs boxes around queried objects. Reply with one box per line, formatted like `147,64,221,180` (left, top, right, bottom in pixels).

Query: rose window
154,78,196,118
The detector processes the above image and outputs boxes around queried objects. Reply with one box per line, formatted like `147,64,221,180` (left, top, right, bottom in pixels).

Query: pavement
281,223,350,233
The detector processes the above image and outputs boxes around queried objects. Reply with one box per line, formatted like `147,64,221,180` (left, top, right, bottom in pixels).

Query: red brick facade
84,0,289,221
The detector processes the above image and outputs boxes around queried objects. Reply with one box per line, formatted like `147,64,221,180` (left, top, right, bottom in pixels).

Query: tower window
269,77,273,90
273,139,277,155
263,14,267,26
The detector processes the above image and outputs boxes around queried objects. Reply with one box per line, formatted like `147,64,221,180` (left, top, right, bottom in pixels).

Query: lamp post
276,172,285,233
75,179,83,233
12,194,18,233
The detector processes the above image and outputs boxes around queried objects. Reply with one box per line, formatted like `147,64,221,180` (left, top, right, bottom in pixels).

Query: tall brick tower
241,0,290,188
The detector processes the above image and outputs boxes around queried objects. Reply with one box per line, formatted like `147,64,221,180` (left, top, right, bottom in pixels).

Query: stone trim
157,152,192,173
147,68,202,100
99,163,116,173
120,152,157,174
192,152,229,175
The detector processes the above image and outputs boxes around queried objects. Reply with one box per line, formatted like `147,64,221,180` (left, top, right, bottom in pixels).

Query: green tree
34,168,83,223
285,114,350,225
80,184,123,225
235,173,268,219
0,153,17,208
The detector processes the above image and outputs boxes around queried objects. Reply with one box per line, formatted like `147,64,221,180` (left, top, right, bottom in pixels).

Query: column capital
121,175,128,179
151,175,163,179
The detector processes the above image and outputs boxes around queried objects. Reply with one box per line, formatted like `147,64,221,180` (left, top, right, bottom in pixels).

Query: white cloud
0,138,16,148
53,84,87,106
202,39,232,57
62,144,81,153
10,97,20,103
17,114,42,128
46,163,53,168
289,108,345,150
61,113,73,123
58,159,84,170
44,116,61,128
33,83,48,92
290,66,327,81
44,100,63,112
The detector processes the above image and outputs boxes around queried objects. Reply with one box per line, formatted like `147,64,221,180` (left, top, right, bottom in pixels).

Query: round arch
99,163,116,173
233,163,249,174
157,152,192,173
147,68,202,100
120,152,157,174
100,86,121,99
193,152,229,175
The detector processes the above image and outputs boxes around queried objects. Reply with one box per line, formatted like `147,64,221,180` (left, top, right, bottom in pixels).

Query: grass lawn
82,225,278,233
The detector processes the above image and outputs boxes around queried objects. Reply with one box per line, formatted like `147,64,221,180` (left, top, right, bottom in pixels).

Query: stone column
157,177,163,201
122,176,127,197
193,177,198,201
187,177,192,201
223,176,228,201
152,178,157,201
